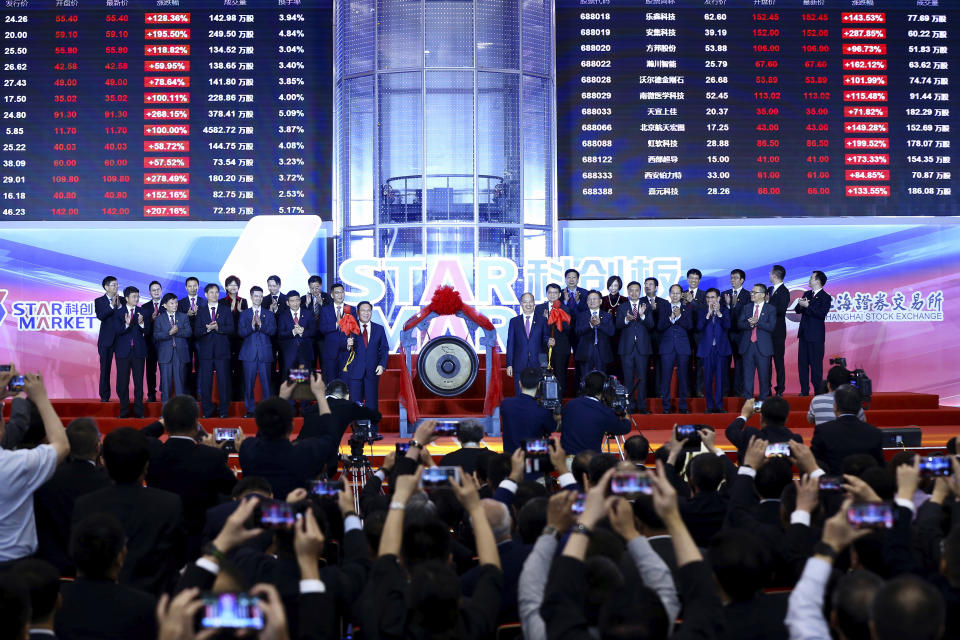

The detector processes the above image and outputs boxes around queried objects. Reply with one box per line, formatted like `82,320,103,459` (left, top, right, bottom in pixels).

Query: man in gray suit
738,283,776,401
153,293,193,403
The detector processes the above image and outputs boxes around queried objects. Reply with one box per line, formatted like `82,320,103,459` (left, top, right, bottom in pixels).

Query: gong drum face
417,336,480,397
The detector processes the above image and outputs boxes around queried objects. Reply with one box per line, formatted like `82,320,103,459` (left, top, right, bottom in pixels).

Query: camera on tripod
602,375,630,417
829,356,873,406
347,419,382,462
537,366,562,413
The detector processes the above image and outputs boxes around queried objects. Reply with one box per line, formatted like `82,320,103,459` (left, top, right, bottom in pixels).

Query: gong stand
398,310,500,438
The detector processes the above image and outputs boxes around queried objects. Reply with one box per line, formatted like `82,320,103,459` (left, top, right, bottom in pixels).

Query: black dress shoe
663,408,674,414
148,396,158,403
118,409,130,419
219,414,229,419
636,409,651,415
203,412,215,419
243,412,255,418
679,408,691,414
800,392,809,397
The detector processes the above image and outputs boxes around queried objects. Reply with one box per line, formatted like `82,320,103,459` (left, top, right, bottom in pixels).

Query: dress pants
144,344,159,401
771,326,786,395
98,344,114,402
159,356,186,403
703,351,725,411
115,356,145,416
548,336,570,399
621,350,649,412
797,339,825,395
348,374,380,413
741,342,771,400
659,352,689,413
242,360,272,413
199,358,231,417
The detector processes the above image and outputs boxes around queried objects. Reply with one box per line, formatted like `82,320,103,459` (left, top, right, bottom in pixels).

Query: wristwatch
571,522,593,538
408,440,424,449
813,541,839,560
541,525,561,540
203,542,226,563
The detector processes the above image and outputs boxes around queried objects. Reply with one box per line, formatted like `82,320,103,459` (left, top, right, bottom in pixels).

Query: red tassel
483,345,503,417
397,346,421,423
430,285,463,316
338,313,360,336
548,306,571,330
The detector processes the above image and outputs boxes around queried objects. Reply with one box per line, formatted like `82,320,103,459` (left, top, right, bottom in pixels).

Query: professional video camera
829,356,873,407
347,419,383,464
602,375,630,417
537,366,562,413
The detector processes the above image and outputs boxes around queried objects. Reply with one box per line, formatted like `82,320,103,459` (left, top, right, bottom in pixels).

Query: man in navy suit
767,265,790,397
796,270,832,396
238,286,277,417
341,301,388,411
537,283,572,399
265,275,288,393
153,293,193,404
559,371,631,455
616,281,655,413
683,268,707,397
196,283,234,418
500,367,557,453
178,277,206,398
302,274,333,372
696,288,731,413
738,284,776,401
141,281,164,403
643,277,669,399
277,289,316,377
721,269,751,396
95,276,122,402
112,286,147,418
506,293,545,396
574,290,615,381
317,283,353,382
658,284,693,414
562,269,589,390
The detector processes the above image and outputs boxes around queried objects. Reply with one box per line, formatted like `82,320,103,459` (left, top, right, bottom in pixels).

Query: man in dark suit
302,274,333,373
221,275,248,402
277,289,316,378
265,275,288,314
658,284,693,414
616,281,655,414
144,395,237,561
178,276,206,399
296,378,381,476
141,281,164,403
239,377,339,498
562,269,589,390
537,283,572,399
796,270,832,396
725,397,802,465
643,277,669,400
196,283,234,419
94,276,122,403
810,384,884,474
559,371,630,455
33,418,111,577
12,558,62,640
500,367,557,454
341,301,388,411
153,292,193,403
437,420,496,475
574,290,615,380
696,288,731,413
767,265,789,396
506,293,545,396
56,513,157,640
738,283,777,401
683,268,707,397
674,443,730,547
722,268,751,397
238,286,277,418
72,428,185,596
317,282,352,382
112,286,148,418
265,275,288,393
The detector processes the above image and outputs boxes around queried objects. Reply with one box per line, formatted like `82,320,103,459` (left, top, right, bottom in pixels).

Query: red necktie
633,303,638,316
751,305,760,343
294,312,299,326
362,324,368,347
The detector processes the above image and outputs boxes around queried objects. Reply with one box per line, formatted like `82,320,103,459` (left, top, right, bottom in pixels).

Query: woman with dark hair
600,275,624,314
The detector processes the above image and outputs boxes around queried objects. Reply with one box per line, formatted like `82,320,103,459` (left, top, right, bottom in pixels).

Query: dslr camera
602,375,629,417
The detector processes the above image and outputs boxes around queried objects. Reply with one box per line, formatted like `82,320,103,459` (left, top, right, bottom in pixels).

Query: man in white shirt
0,370,69,565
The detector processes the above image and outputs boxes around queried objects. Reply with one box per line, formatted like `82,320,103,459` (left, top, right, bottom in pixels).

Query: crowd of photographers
1,365,959,640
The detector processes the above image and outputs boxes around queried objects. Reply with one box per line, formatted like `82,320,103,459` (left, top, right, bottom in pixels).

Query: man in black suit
738,283,777,401
810,384,884,474
683,268,707,397
265,275,288,393
56,514,157,640
616,281,655,413
144,395,237,561
722,268,750,397
141,281,164,403
574,290,615,380
111,286,147,419
500,367,557,454
767,265,789,396
302,274,333,372
559,371,631,455
196,283,234,419
437,420,496,475
178,276,206,398
12,558,61,640
796,270,833,396
72,428,185,596
562,269,589,392
239,375,339,498
94,276,122,403
537,283,572,398
665,431,732,547
642,277,669,400
725,397,801,465
33,418,111,577
296,378,381,476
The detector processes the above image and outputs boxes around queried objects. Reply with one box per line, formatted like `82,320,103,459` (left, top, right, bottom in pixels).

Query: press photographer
559,371,631,455
500,367,559,454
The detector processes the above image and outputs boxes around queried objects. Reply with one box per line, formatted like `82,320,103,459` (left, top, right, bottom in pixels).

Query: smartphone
311,480,341,497
6,375,25,393
571,493,586,514
288,368,310,383
433,420,459,436
819,475,844,492
847,502,894,530
0,364,11,372
395,442,410,455
675,424,701,450
609,471,652,499
199,592,264,630
524,438,550,455
251,499,297,530
765,442,791,458
214,428,240,442
419,466,460,490
918,455,953,477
